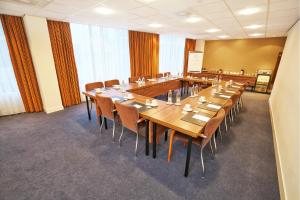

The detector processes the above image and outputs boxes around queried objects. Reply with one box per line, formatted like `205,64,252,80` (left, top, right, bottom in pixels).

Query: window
0,21,25,116
70,23,130,97
159,34,185,75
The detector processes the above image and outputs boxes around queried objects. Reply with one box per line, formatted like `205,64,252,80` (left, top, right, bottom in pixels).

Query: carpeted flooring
0,92,279,200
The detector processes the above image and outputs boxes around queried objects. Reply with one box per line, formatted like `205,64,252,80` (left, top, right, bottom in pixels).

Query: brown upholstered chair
156,73,163,78
115,102,167,156
230,91,241,120
222,99,233,132
85,82,104,113
164,72,171,77
96,95,118,141
104,79,120,87
167,109,226,178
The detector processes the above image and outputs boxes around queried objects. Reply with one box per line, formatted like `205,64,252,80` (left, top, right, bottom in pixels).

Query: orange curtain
183,38,196,75
129,31,159,77
0,15,43,112
47,20,81,107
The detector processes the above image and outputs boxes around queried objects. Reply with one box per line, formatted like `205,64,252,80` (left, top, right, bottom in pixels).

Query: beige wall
269,20,299,200
203,37,286,74
23,15,64,113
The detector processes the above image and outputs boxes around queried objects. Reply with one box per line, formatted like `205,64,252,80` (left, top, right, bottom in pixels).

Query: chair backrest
85,82,104,91
202,109,225,147
231,91,241,105
115,102,139,133
156,73,163,78
223,99,233,115
164,72,171,76
104,79,120,87
95,95,114,120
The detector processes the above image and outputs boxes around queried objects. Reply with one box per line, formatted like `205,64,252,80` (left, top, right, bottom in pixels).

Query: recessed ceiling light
217,35,229,39
238,7,260,15
95,7,115,15
186,16,202,23
206,28,220,33
249,33,264,37
244,24,263,29
149,23,163,28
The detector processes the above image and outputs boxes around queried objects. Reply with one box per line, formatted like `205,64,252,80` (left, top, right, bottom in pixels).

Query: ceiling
0,0,299,39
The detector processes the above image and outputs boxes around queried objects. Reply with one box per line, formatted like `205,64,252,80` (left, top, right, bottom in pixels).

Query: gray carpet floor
0,92,279,200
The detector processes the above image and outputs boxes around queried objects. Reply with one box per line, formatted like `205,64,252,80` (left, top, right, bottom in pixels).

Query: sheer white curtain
159,34,185,75
70,23,130,98
0,21,25,116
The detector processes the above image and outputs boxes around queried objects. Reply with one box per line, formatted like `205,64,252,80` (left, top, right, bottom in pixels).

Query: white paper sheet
207,104,221,109
133,104,142,109
192,114,210,122
112,98,120,102
231,85,240,88
225,90,235,94
220,94,231,98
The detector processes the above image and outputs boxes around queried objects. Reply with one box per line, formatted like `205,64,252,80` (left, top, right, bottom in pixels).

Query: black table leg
184,137,193,177
85,96,91,120
104,118,108,129
153,123,157,158
164,130,168,142
145,120,149,156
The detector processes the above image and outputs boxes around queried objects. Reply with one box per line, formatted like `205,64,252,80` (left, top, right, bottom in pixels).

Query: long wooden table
82,77,241,176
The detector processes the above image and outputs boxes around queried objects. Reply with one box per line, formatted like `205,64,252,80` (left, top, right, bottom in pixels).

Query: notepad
133,104,142,109
207,104,221,109
219,94,231,99
225,90,236,94
231,85,240,88
192,114,210,122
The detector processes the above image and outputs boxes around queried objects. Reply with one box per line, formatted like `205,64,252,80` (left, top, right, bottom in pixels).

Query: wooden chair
167,109,226,178
156,73,163,78
95,96,118,141
164,72,171,77
104,79,120,87
230,91,241,120
85,82,104,113
115,102,167,156
223,99,233,132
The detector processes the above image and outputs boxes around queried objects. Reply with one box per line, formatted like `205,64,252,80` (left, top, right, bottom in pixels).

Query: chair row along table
83,77,243,177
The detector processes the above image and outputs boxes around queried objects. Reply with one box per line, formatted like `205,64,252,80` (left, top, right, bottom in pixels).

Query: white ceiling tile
128,6,159,17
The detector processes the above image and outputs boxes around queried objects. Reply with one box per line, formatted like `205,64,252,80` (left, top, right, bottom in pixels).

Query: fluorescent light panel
206,28,221,33
244,24,263,29
249,33,264,37
238,7,260,15
217,35,229,39
186,16,202,23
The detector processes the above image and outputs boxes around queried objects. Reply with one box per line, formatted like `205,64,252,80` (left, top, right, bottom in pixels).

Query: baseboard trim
269,99,287,200
44,105,64,114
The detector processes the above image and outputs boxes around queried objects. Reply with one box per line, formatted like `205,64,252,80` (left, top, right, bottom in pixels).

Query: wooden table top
83,78,241,138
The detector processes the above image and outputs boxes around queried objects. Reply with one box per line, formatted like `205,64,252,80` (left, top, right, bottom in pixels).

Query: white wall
269,20,299,200
23,15,63,113
195,39,205,52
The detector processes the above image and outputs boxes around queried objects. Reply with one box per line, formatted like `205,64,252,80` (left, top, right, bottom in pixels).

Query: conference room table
82,77,242,177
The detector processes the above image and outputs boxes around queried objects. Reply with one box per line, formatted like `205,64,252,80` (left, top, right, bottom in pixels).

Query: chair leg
209,140,215,159
112,120,115,142
167,130,175,162
119,126,124,146
135,133,139,157
225,116,228,132
99,116,104,134
200,147,205,179
213,132,217,152
218,126,223,143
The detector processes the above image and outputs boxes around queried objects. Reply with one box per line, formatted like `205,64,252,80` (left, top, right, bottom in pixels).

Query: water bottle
121,80,126,93
168,90,172,104
191,85,194,97
142,77,145,84
195,85,198,96
176,91,181,105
